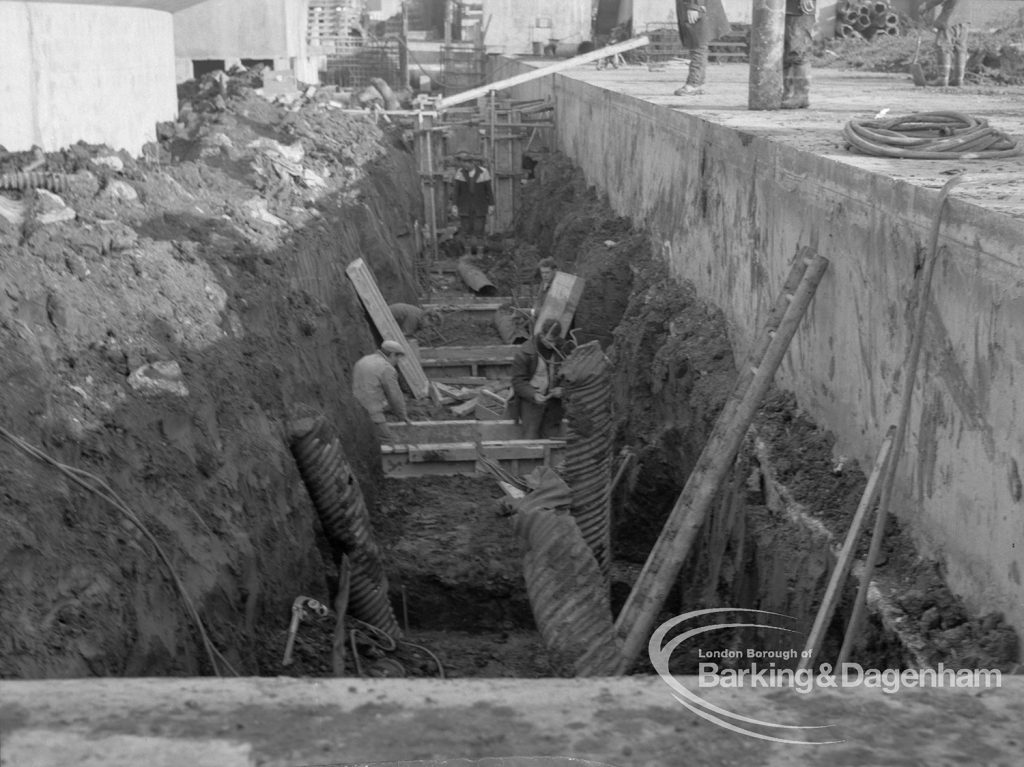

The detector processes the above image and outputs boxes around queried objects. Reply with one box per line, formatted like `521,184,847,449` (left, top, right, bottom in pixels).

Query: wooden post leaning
613,252,829,673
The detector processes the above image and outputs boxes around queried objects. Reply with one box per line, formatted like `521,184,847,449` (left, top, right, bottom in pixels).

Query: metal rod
836,175,963,668
438,35,650,109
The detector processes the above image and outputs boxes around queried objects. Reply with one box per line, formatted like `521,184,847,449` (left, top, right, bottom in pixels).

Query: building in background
481,0,593,55
1,0,205,155
173,0,320,83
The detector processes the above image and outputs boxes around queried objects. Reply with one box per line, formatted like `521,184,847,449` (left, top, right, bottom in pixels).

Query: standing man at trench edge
781,0,818,109
918,0,971,87
672,0,731,95
352,340,411,443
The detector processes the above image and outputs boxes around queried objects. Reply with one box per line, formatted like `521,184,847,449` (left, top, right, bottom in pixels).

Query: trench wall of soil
503,60,1024,640
0,100,423,677
516,159,1016,671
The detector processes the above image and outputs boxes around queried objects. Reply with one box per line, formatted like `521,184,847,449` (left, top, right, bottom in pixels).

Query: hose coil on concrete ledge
560,341,613,579
289,416,401,637
843,111,1022,159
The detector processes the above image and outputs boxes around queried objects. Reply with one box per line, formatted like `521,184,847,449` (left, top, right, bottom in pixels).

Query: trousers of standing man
674,0,731,92
782,0,817,108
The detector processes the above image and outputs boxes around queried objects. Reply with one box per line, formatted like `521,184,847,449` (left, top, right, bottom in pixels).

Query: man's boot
950,45,967,86
781,63,810,109
674,48,707,95
930,49,951,86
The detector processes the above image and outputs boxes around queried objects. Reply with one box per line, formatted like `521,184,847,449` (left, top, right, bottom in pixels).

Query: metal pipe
457,255,498,295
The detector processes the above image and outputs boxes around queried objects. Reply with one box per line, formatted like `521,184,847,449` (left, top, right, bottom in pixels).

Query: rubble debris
33,189,76,225
126,360,189,397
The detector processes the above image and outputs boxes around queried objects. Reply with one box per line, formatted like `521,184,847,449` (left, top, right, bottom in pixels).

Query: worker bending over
389,302,441,337
352,340,410,442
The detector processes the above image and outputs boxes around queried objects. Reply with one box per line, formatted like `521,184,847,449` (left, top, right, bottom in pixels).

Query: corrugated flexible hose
843,111,1021,159
559,341,614,579
289,416,402,637
0,172,70,193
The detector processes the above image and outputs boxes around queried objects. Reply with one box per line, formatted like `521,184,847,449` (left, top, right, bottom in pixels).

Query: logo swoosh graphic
649,608,844,745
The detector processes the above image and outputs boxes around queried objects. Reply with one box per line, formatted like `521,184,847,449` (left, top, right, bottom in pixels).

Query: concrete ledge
3,676,1024,766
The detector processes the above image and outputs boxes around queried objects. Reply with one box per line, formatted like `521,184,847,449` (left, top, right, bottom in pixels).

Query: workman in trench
508,318,566,440
352,340,411,443
451,151,494,255
388,302,441,338
531,257,558,320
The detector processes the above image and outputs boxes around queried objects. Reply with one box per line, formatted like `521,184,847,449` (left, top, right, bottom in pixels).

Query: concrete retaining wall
0,3,176,155
503,63,1024,639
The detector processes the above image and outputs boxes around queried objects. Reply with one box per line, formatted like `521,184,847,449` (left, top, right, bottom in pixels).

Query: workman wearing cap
352,340,411,442
452,152,494,254
509,318,565,439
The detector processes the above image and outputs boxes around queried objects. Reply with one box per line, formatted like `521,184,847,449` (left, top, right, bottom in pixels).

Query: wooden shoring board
345,258,433,400
419,345,519,364
387,419,529,443
534,271,585,337
381,440,566,478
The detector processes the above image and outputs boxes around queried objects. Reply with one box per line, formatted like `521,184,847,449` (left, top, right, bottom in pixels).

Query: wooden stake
798,425,896,671
613,253,829,674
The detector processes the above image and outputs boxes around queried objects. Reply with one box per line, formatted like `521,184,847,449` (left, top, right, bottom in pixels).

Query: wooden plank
345,258,432,400
388,419,544,443
422,299,514,312
798,425,896,672
534,271,585,336
407,440,563,463
420,345,519,364
430,376,500,386
613,253,830,673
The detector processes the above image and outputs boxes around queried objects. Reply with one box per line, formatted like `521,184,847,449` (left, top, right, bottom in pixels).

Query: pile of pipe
559,341,613,579
836,0,900,40
289,416,402,637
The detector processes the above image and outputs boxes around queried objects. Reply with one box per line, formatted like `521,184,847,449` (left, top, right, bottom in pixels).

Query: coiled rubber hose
843,111,1021,159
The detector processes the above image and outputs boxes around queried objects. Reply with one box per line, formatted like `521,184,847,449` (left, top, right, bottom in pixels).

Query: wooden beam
419,345,519,364
345,258,433,400
534,271,585,336
437,36,651,109
613,254,830,673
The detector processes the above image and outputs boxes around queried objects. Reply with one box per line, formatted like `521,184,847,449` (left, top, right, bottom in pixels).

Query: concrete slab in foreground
2,676,1023,766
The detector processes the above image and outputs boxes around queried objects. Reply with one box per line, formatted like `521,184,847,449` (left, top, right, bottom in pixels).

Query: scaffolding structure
309,0,408,88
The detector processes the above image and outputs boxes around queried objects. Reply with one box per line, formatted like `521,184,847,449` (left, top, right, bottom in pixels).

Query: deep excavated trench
0,80,1016,682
